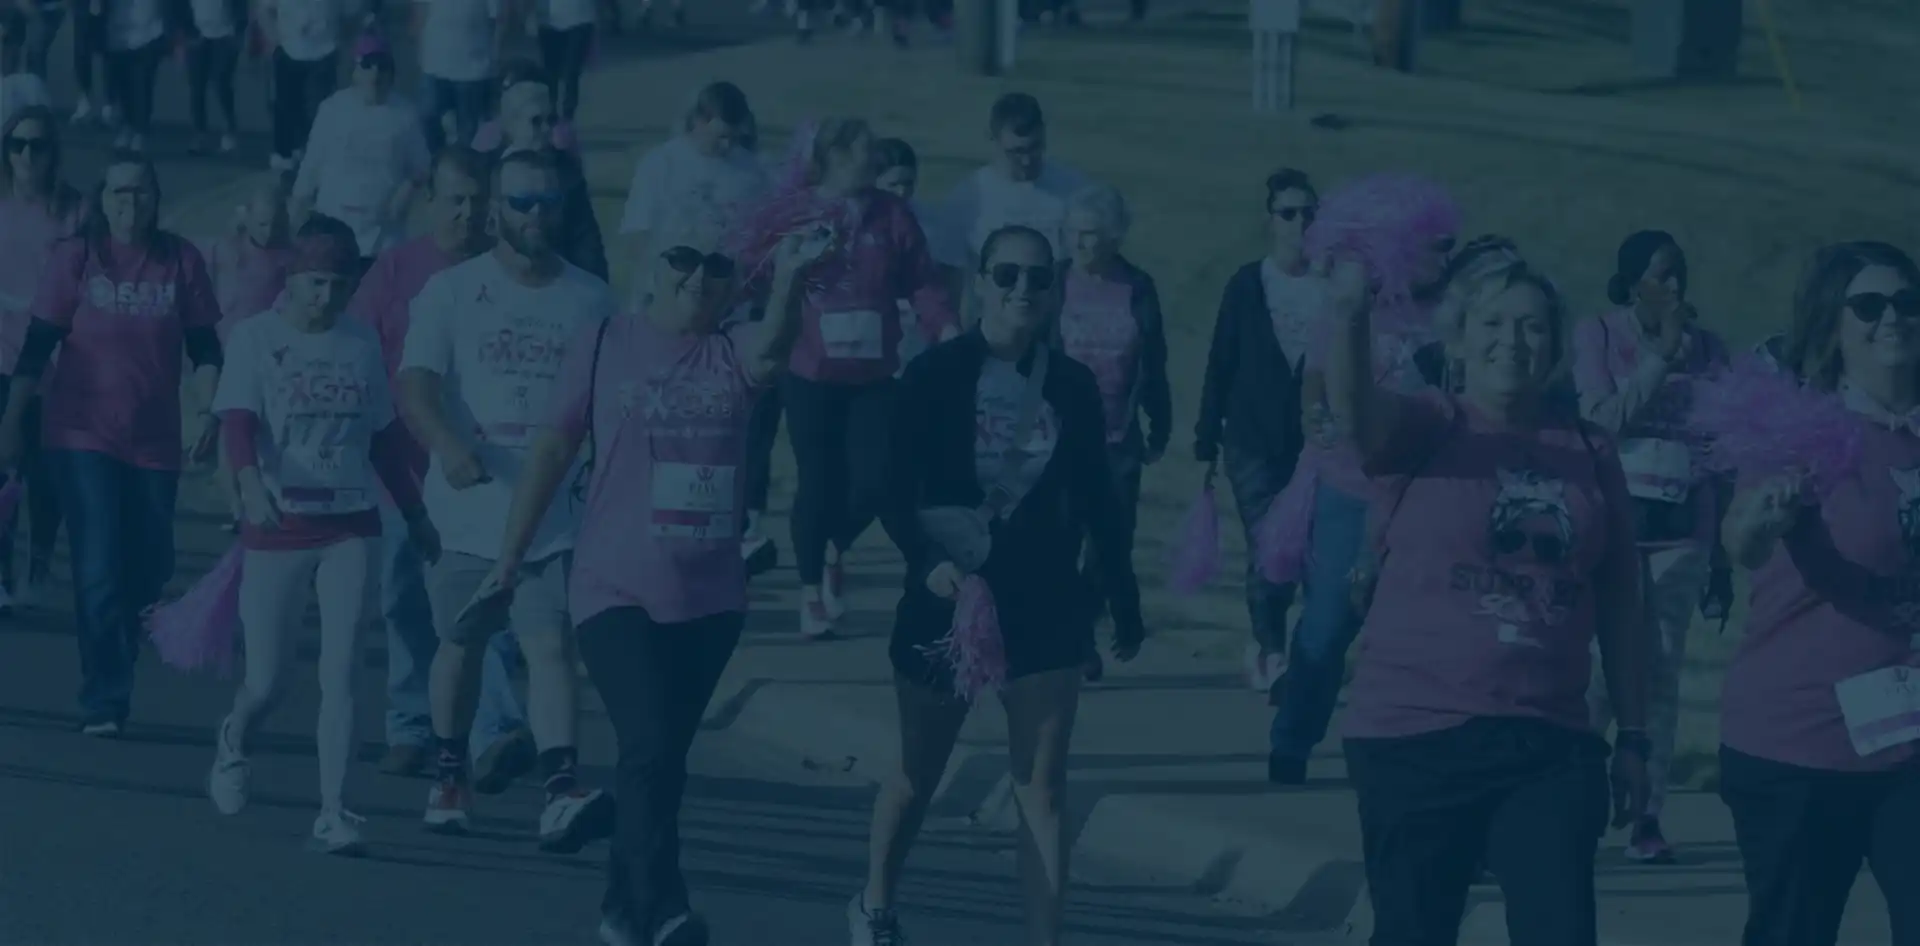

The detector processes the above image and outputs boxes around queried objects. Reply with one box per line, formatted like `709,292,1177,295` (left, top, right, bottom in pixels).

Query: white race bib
1619,438,1693,504
1835,664,1920,757
650,461,737,540
276,442,369,514
819,309,884,361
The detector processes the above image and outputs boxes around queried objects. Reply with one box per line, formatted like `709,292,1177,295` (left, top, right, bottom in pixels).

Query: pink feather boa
1166,486,1222,595
1689,354,1863,495
146,544,245,675
919,575,1009,702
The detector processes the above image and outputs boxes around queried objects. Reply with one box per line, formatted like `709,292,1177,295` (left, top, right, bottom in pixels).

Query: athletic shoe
472,727,536,795
653,913,709,946
823,560,848,619
269,154,293,172
742,534,778,577
598,915,643,946
848,895,907,945
111,130,133,150
70,97,94,125
219,133,237,153
80,718,123,738
423,779,471,834
1624,817,1677,864
800,598,833,639
309,809,366,855
538,788,615,853
208,717,250,815
1244,643,1287,691
100,103,120,128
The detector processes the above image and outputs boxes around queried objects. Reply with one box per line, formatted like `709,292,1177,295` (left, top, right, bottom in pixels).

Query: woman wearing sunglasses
481,225,816,946
0,105,80,612
1325,253,1651,945
289,34,431,267
1572,230,1732,866
852,224,1144,946
727,117,956,639
1714,242,1920,946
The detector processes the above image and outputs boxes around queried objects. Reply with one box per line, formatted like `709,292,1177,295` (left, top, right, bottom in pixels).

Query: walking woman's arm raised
1321,259,1436,470
739,233,820,387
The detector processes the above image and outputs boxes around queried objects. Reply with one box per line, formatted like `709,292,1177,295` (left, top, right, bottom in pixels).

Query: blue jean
1270,484,1369,759
50,451,178,724
380,504,526,756
418,75,490,152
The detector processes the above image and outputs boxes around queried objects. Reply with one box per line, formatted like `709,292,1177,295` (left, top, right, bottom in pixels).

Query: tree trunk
956,0,999,74
1631,0,1744,79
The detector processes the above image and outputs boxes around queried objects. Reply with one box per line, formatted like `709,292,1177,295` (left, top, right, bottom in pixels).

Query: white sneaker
127,133,145,153
800,598,834,639
822,561,848,620
100,104,121,128
652,913,709,946
598,915,643,946
208,717,249,815
538,788,615,853
848,895,907,945
219,133,237,153
309,809,366,855
268,154,292,172
423,778,472,834
70,97,94,125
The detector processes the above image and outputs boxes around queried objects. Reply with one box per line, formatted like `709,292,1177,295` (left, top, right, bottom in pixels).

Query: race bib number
1619,438,1693,504
819,309,884,361
650,462,737,541
1836,664,1920,757
276,442,368,514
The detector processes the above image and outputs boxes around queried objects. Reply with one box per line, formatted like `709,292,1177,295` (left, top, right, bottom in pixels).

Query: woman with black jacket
851,224,1146,946
1193,169,1316,692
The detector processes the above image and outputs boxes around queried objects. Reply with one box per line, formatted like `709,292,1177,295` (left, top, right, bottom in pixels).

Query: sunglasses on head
1492,528,1565,565
1271,204,1316,224
661,246,734,278
987,263,1054,291
4,136,47,155
1847,290,1920,324
502,191,563,214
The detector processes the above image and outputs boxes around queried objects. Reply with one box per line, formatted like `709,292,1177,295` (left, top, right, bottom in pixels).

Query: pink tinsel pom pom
1255,465,1319,584
1690,354,1863,495
1303,173,1461,311
722,121,842,287
920,575,1008,702
1167,486,1222,595
146,544,245,675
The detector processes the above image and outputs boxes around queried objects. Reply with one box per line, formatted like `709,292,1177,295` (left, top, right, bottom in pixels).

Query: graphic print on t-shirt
86,275,175,318
1059,278,1138,441
472,312,569,446
617,356,747,547
1470,468,1580,648
973,360,1059,513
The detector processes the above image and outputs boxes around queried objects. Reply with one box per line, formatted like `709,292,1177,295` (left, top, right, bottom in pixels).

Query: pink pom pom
1303,173,1461,311
146,544,245,676
919,575,1009,702
1167,486,1221,595
0,476,24,528
723,121,838,286
1690,354,1863,495
1256,464,1319,584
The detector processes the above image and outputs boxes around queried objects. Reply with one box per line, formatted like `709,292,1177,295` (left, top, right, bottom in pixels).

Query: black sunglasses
5,136,48,155
1271,204,1316,224
661,246,734,279
502,191,563,214
1848,290,1920,325
987,263,1053,291
1492,528,1565,565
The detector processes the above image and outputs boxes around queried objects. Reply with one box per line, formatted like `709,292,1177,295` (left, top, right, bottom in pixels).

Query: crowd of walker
0,2,1914,945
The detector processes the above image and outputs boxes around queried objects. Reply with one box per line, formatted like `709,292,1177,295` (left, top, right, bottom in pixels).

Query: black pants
25,7,62,77
782,375,896,586
1719,746,1920,946
105,39,167,134
1222,445,1296,655
538,25,594,122
578,607,743,938
187,35,241,134
271,49,337,159
1079,437,1141,612
0,385,61,592
71,9,106,97
1346,717,1610,946
743,383,783,515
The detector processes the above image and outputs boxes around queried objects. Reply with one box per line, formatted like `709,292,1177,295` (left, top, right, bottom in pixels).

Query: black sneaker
1266,753,1307,785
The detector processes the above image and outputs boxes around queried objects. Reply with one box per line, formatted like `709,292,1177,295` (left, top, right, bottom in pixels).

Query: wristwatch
1614,728,1652,758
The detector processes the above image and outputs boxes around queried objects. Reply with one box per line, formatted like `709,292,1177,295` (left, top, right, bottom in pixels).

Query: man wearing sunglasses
496,79,607,280
290,34,431,268
398,149,617,851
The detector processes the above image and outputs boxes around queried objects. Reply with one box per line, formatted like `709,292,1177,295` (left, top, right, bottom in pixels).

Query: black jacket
1057,256,1172,456
887,331,1146,644
1194,260,1303,464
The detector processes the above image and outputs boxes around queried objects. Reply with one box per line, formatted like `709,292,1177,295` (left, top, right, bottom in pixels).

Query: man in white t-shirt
414,0,501,150
616,82,764,292
0,11,52,133
291,34,431,263
398,149,616,851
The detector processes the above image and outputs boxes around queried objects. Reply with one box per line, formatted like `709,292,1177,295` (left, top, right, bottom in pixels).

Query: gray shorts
427,550,572,646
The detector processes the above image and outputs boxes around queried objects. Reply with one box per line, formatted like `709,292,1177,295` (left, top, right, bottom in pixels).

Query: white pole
996,0,1018,72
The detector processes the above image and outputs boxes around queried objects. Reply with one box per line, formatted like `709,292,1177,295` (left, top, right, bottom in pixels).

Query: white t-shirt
0,74,52,134
540,0,595,29
617,136,770,241
107,0,168,50
974,355,1059,513
212,313,394,516
935,162,1093,268
190,0,238,38
274,0,345,61
1259,257,1326,365
419,0,499,82
399,252,615,561
292,90,431,258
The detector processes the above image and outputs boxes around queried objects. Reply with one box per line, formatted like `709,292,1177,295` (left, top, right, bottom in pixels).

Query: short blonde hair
1066,184,1129,241
1434,257,1570,378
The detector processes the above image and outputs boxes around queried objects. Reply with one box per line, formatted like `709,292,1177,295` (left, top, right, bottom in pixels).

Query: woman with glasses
1195,168,1318,694
853,224,1145,946
0,105,80,611
1713,242,1920,946
0,150,224,736
482,224,814,946
727,117,955,639
1325,253,1651,945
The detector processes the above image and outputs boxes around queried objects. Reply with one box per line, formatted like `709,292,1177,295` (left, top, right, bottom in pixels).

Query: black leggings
187,34,241,134
1719,746,1920,946
782,376,896,586
271,49,337,159
538,25,594,122
105,39,167,134
743,383,782,515
0,387,62,591
577,606,742,940
70,9,107,98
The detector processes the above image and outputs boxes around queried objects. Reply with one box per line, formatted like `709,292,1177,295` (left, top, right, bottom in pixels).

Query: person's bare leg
518,626,578,752
1001,668,1082,946
863,676,969,910
429,640,487,747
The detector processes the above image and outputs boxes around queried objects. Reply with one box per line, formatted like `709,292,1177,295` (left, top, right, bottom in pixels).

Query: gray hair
1066,184,1130,241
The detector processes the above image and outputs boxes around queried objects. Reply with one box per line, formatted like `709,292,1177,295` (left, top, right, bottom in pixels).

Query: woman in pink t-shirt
1324,255,1651,945
0,105,82,610
478,225,814,946
204,219,437,856
1715,242,1920,945
0,150,224,736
